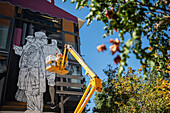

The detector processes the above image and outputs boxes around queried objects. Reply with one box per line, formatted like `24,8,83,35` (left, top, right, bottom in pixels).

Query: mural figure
14,31,61,112
14,36,35,103
42,39,61,109
14,31,47,113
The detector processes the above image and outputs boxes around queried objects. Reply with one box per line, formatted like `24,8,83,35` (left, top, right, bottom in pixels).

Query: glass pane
65,33,79,61
0,18,10,49
0,55,7,78
67,43,76,60
71,78,81,84
66,65,81,89
67,65,80,76
75,36,78,51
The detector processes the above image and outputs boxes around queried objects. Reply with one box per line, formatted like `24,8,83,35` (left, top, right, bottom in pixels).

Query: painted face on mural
25,36,35,43
41,38,48,45
34,31,48,45
51,40,57,46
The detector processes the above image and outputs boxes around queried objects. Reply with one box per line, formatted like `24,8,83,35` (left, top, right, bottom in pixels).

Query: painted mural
13,31,60,113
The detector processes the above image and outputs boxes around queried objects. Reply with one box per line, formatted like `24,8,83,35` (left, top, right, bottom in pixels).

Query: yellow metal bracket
74,77,102,113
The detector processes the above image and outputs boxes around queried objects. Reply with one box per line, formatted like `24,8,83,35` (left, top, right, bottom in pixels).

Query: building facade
0,0,84,112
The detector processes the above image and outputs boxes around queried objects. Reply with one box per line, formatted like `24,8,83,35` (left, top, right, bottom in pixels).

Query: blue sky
54,0,142,111
55,0,141,77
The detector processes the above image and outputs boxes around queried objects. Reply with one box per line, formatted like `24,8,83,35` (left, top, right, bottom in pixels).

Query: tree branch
155,16,170,29
137,1,170,13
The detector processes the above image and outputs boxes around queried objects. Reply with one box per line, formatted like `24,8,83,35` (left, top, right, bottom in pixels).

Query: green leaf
76,2,80,9
102,33,107,38
118,65,124,77
125,39,133,48
132,28,141,39
62,0,66,3
149,60,155,67
141,0,146,4
70,0,75,3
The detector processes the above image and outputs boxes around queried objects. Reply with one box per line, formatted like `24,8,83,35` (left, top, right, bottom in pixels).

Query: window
0,58,7,74
63,31,82,90
64,33,79,61
67,65,80,76
66,64,81,90
0,18,10,49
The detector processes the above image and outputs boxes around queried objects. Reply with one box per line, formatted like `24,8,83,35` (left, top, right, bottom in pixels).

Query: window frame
0,14,14,52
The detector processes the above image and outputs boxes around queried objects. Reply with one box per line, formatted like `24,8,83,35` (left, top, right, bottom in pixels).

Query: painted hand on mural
13,45,23,56
13,35,35,56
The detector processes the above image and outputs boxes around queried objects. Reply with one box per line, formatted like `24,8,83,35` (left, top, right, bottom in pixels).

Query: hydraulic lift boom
46,44,102,113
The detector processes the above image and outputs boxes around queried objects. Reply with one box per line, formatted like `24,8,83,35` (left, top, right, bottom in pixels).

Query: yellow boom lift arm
46,44,102,113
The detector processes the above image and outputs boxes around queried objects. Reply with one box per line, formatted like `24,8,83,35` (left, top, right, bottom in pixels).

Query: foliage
63,0,170,78
93,65,170,113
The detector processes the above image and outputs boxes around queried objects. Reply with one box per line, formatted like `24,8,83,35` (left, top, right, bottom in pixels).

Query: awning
1,0,78,23
78,18,85,29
